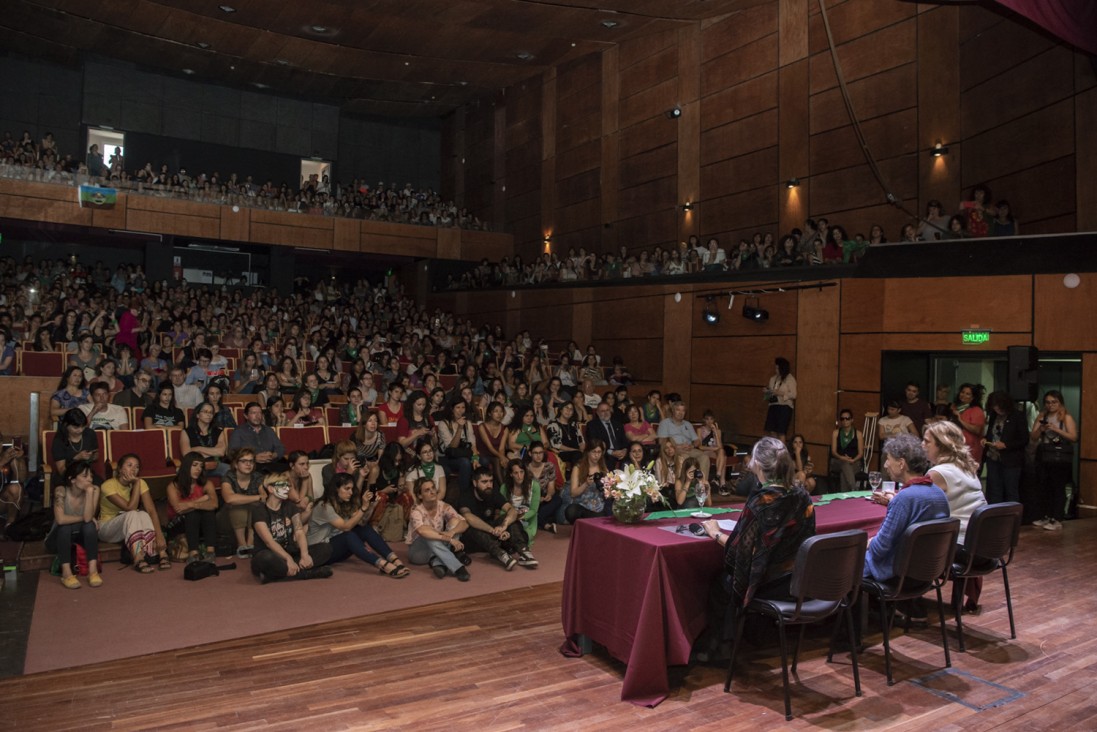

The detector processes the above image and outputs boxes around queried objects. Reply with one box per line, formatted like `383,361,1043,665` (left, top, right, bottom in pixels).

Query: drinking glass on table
868,471,883,492
693,472,709,516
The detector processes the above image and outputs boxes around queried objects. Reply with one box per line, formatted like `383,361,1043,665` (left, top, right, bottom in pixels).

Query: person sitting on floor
307,472,409,578
218,448,265,558
406,477,470,581
165,452,220,564
251,471,333,584
98,453,168,572
458,466,538,571
46,460,103,589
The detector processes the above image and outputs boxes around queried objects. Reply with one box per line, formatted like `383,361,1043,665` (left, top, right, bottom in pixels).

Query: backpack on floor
377,504,405,543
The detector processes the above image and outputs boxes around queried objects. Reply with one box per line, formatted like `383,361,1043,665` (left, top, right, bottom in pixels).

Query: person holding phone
0,436,25,535
52,409,101,482
308,473,408,578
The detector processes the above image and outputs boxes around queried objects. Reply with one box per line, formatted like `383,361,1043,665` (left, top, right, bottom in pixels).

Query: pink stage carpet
24,532,571,674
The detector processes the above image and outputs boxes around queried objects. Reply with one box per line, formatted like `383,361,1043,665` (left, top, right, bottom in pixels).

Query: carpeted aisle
24,531,571,674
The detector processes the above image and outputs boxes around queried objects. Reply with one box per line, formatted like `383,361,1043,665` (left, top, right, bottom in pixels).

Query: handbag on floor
377,503,405,543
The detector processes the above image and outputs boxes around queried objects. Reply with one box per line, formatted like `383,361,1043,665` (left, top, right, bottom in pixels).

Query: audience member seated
165,452,220,564
830,408,863,492
405,477,470,581
80,381,129,430
52,408,101,482
51,367,89,424
308,473,408,578
218,448,265,558
229,402,287,472
459,466,538,571
250,471,333,584
98,453,168,572
501,458,542,545
46,461,103,589
144,383,185,429
657,400,710,478
113,369,154,409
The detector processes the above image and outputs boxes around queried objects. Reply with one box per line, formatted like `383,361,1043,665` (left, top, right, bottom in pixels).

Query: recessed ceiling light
310,25,327,33
302,24,338,37
275,58,290,66
600,19,620,28
516,51,534,61
252,82,270,89
182,68,195,75
218,5,235,13
196,41,210,49
404,61,410,66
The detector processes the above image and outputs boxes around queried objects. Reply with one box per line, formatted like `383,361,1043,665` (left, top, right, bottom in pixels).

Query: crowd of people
0,130,487,230
0,253,746,588
445,186,1021,290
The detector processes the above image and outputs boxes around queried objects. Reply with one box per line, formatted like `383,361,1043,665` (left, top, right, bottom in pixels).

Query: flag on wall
78,185,117,208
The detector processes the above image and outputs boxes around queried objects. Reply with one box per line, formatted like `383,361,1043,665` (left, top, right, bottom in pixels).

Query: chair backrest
327,425,355,445
961,502,1022,569
895,518,960,584
168,428,185,462
790,530,868,603
277,425,327,455
107,429,175,479
20,350,65,377
325,406,343,426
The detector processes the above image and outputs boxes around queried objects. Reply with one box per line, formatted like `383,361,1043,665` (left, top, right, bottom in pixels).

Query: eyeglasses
237,459,256,465
839,416,852,421
269,481,289,488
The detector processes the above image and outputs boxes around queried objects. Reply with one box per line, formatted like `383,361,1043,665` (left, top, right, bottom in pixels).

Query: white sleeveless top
930,462,986,543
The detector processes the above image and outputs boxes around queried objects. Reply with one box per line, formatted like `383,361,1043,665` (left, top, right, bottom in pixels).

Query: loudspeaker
1007,346,1038,402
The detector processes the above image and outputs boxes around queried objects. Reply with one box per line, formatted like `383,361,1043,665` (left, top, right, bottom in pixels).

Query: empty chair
726,530,869,721
106,429,176,481
276,425,327,456
860,517,960,685
951,502,1023,652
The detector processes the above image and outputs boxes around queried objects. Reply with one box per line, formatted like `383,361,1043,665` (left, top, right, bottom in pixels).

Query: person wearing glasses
830,408,863,492
1030,390,1078,531
112,369,154,409
251,471,333,584
218,448,265,558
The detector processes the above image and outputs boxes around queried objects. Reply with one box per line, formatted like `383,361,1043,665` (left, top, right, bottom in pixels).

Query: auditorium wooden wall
443,0,1096,262
429,271,1097,515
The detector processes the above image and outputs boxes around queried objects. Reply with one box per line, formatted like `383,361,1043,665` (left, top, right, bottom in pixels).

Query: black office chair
860,517,960,685
951,502,1022,652
725,530,868,721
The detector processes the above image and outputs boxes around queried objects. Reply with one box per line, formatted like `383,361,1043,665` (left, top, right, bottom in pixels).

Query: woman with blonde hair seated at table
923,420,987,613
98,452,168,572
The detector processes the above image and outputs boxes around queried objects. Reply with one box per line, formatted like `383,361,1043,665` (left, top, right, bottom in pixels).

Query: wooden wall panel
839,333,886,393
702,36,778,97
691,335,797,386
662,292,693,400
620,144,678,190
1078,81,1097,232
840,278,886,333
620,75,679,130
690,384,770,439
958,11,1056,90
700,73,778,132
808,20,916,94
90,195,126,230
809,109,917,175
614,210,677,252
809,64,917,134
592,295,664,340
1034,273,1097,351
701,186,777,236
701,147,779,200
918,6,961,215
779,0,809,67
961,48,1074,139
796,283,841,448
961,100,1075,187
1081,354,1097,464
700,3,779,64
807,0,916,52
700,110,779,166
617,176,676,221
127,209,220,240
619,115,677,159
809,156,918,216
593,338,663,383
219,205,250,243
881,275,1031,334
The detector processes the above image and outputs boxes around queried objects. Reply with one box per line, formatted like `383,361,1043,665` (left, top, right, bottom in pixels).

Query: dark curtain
995,0,1097,54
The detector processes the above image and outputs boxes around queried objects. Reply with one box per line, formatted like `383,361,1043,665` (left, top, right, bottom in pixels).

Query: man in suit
586,401,628,469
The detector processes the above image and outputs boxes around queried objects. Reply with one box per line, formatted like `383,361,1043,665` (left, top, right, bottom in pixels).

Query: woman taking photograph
98,453,168,572
564,440,609,523
165,452,220,564
47,461,103,589
1030,389,1078,531
763,357,797,439
675,457,712,510
405,477,470,581
373,442,415,525
308,473,409,578
501,458,542,544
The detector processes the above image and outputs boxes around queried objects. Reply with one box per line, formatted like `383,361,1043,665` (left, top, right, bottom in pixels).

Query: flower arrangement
601,465,666,504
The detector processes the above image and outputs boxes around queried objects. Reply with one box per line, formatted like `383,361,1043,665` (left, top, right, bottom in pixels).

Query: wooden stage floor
4,519,1096,731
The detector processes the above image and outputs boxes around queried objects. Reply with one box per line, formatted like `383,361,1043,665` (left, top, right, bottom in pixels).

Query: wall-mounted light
742,297,769,322
543,234,552,253
931,141,950,158
665,106,682,119
681,201,694,211
701,296,720,325
785,178,800,189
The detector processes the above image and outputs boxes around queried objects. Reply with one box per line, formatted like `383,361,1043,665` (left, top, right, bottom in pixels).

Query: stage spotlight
742,297,769,322
701,296,720,325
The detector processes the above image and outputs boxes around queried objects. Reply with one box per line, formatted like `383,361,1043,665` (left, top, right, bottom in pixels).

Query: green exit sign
962,330,991,345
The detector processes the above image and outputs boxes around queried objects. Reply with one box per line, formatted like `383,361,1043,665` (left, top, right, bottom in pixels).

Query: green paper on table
645,506,741,520
821,490,875,501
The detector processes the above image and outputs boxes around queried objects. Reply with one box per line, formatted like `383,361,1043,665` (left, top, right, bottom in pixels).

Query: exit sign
962,330,991,345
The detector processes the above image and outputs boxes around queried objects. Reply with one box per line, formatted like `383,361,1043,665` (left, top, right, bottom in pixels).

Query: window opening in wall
87,127,126,171
300,158,331,193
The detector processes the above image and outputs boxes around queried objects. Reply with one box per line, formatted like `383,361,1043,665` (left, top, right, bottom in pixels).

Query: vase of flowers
602,466,665,524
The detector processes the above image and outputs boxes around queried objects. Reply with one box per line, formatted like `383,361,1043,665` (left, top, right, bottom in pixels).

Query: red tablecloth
559,498,887,706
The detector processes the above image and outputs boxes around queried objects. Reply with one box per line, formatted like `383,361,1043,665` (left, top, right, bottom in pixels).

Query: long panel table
559,498,887,706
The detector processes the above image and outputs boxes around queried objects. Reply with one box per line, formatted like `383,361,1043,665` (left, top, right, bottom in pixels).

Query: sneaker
498,552,517,571
1044,519,1063,531
1032,517,1049,528
516,550,539,569
236,545,253,559
454,567,471,582
543,523,558,534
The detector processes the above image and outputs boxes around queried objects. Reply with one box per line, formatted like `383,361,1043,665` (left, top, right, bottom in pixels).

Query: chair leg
776,617,793,722
724,611,747,692
826,606,844,663
1001,567,1016,639
934,584,952,669
879,596,895,686
844,604,862,697
953,578,967,653
791,623,806,674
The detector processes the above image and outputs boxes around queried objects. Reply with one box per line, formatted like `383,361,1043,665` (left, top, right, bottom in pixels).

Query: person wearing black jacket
982,391,1028,503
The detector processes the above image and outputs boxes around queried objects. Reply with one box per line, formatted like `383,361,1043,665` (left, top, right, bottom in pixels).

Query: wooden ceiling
2,0,766,117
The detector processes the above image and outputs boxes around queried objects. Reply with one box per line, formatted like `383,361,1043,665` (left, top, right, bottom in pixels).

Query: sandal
157,555,172,571
134,559,155,574
379,560,410,579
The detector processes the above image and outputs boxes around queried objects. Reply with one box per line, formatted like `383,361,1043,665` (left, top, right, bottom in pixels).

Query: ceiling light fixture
311,25,328,33
251,82,270,89
931,141,950,158
275,58,290,66
181,68,195,75
601,19,620,28
195,41,210,49
218,5,236,13
786,177,800,189
681,201,694,211
516,51,535,61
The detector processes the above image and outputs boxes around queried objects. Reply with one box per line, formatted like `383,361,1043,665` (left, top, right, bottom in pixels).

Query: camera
1040,419,1049,425
692,470,703,480
591,472,605,486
